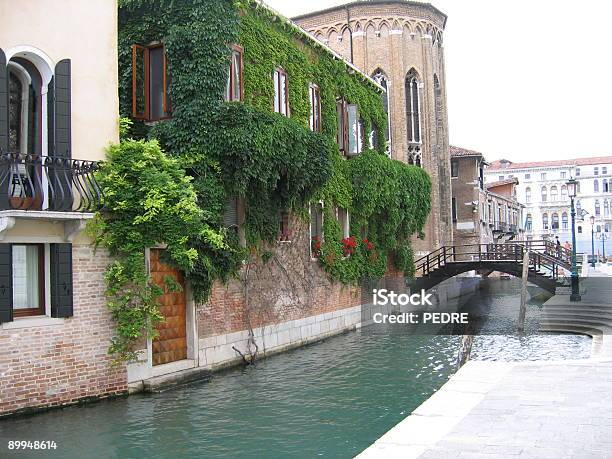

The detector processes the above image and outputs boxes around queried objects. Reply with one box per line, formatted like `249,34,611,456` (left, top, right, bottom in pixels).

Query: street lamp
566,178,581,301
597,231,609,263
590,215,596,267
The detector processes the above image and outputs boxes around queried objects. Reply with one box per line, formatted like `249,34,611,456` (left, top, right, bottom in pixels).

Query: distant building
486,156,612,256
450,146,523,259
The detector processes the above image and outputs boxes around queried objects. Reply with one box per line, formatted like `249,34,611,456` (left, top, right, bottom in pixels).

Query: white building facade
486,157,612,258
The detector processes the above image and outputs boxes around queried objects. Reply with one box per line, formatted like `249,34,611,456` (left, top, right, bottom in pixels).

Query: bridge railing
414,240,572,279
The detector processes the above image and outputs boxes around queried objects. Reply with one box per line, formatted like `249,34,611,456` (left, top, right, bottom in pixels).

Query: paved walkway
359,269,612,458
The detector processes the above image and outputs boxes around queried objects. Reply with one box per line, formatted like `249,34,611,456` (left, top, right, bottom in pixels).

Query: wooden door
150,249,187,366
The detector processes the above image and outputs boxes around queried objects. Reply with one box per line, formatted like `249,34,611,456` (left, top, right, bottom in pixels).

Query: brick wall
0,245,127,417
197,218,362,339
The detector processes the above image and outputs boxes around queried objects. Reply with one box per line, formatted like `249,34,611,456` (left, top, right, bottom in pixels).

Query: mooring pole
518,249,530,333
456,334,474,370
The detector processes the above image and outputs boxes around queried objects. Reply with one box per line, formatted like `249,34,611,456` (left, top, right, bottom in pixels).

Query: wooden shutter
0,244,12,323
50,61,73,211
47,76,55,157
54,59,71,158
0,49,9,210
0,244,13,322
50,243,73,318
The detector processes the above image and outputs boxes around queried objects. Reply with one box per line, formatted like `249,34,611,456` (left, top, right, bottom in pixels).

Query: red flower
342,236,357,256
362,239,375,251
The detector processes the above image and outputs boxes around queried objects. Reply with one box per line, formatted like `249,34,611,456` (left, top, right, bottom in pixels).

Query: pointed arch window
372,69,391,154
405,70,421,144
562,212,568,230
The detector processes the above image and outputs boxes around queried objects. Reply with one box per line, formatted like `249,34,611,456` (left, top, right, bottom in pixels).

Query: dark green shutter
50,243,73,318
0,49,9,210
47,76,55,157
54,60,71,158
50,61,73,211
0,244,13,323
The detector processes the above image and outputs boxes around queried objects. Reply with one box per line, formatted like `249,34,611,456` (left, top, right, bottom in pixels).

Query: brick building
0,0,124,416
450,146,524,259
294,0,453,254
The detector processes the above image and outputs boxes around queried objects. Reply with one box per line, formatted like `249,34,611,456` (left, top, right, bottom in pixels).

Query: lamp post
590,215,596,267
566,178,581,302
597,231,609,263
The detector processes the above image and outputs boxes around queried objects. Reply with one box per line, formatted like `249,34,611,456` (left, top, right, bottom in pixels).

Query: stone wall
0,245,127,417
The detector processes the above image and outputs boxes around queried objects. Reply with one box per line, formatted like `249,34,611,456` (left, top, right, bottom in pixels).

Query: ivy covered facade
108,0,432,379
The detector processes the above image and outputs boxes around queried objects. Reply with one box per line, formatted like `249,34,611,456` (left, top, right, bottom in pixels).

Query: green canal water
0,280,591,459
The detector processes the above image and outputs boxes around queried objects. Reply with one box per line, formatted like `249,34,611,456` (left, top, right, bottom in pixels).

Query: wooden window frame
131,43,171,122
273,68,289,116
226,45,244,102
12,243,45,318
337,99,348,154
309,84,322,132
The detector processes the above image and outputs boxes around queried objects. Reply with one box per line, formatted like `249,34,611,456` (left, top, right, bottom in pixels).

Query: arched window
541,186,547,202
595,199,601,216
604,179,609,193
525,187,531,203
8,60,42,156
597,225,602,233
405,69,421,144
526,213,532,231
551,213,559,230
550,186,558,201
606,223,610,233
594,179,599,193
605,199,610,217
542,213,549,230
562,212,568,230
561,185,568,200
372,69,391,154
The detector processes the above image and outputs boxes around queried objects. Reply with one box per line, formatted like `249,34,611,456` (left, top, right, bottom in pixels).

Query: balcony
0,153,102,212
0,154,102,239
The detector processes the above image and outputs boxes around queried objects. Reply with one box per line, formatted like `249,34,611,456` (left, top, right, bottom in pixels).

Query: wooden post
456,332,474,370
518,249,530,333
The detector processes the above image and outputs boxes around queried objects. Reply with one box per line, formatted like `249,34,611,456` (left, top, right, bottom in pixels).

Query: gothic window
405,69,421,144
542,213,549,230
372,68,391,153
562,212,568,230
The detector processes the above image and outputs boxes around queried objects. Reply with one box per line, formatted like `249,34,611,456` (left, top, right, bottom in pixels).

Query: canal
0,280,591,458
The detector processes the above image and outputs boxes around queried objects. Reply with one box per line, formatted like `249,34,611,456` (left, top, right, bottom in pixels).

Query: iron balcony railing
0,153,102,212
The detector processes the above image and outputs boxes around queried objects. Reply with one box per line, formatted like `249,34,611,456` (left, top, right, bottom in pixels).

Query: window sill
1,316,65,330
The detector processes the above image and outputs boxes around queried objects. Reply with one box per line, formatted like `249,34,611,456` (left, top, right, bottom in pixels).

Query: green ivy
104,0,433,360
89,139,237,360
